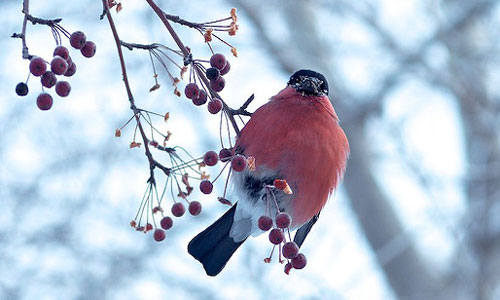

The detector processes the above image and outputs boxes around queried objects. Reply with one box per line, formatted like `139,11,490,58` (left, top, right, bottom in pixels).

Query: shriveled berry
219,148,232,162
53,46,69,60
205,67,220,80
41,71,57,88
231,155,247,172
184,83,200,99
269,228,284,245
51,56,68,75
55,81,71,97
153,228,166,242
160,216,173,230
64,62,77,77
284,262,293,275
15,82,28,96
219,60,231,76
282,242,299,259
36,93,53,111
70,31,87,49
81,41,96,58
188,201,202,216
258,215,273,231
199,180,213,194
203,150,218,166
171,202,185,217
209,76,225,92
291,253,307,269
192,90,207,106
145,223,153,231
276,212,291,229
29,57,46,76
210,53,227,70
207,99,223,114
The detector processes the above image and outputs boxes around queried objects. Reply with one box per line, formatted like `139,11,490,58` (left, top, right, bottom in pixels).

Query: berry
258,215,273,231
284,262,293,275
184,83,200,99
269,228,284,245
51,56,68,75
231,155,247,172
210,53,227,70
29,57,46,76
145,223,153,231
64,62,77,77
220,60,231,76
219,148,232,162
276,212,291,229
209,76,225,92
192,90,207,106
205,67,220,80
36,93,53,111
188,201,202,216
81,41,96,58
53,46,69,60
291,253,307,269
171,202,185,217
207,99,223,114
55,81,71,97
199,180,213,194
160,216,173,230
153,228,166,242
41,71,57,88
15,82,28,96
203,150,218,166
70,31,87,49
282,242,299,259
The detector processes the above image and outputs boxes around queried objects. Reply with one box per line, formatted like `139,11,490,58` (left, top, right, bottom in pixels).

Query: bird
188,69,349,276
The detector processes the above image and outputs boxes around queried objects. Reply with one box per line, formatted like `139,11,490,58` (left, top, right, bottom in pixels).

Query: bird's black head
287,70,329,96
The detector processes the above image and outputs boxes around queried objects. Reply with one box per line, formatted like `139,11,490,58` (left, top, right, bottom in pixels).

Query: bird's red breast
236,87,349,226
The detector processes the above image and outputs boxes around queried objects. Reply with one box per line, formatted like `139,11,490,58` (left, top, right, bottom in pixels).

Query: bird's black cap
288,70,329,96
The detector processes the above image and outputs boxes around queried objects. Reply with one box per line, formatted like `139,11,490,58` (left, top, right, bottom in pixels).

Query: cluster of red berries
184,53,231,115
15,31,96,111
199,148,247,194
258,211,307,274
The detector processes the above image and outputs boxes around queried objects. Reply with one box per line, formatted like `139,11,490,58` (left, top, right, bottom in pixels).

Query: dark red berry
153,228,166,242
291,253,307,269
199,180,213,194
15,82,28,96
276,212,292,229
210,53,227,70
55,81,71,97
64,62,77,77
188,201,202,216
81,41,96,58
192,90,207,106
70,31,87,49
203,151,218,166
220,60,231,76
41,71,57,88
231,155,247,172
171,202,185,217
185,83,200,99
29,57,46,77
145,223,153,231
207,99,223,114
258,215,273,231
219,148,232,162
284,262,293,275
160,216,173,230
269,228,284,245
282,242,299,259
205,67,220,80
209,76,225,92
36,93,53,111
51,56,68,75
53,46,69,60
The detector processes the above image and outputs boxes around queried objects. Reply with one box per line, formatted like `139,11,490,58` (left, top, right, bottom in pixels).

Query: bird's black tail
188,204,246,276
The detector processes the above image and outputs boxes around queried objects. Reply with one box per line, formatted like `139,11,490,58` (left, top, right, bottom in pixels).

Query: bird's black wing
293,212,320,248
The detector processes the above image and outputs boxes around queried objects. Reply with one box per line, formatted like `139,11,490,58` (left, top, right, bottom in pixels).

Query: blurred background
1,0,500,299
